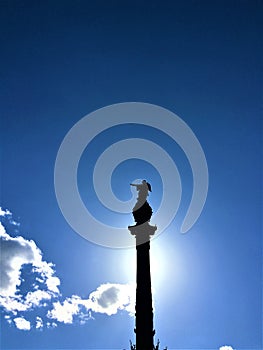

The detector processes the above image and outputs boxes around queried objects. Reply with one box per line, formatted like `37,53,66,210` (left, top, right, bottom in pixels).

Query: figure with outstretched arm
130,180,153,225
130,179,151,191
130,180,151,201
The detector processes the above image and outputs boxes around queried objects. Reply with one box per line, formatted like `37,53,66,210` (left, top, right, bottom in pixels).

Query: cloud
47,283,135,324
0,220,60,316
46,321,57,329
36,316,43,329
13,317,31,331
0,227,37,296
0,208,135,330
25,290,52,306
219,347,234,350
0,207,19,226
47,295,81,324
4,315,12,324
87,283,135,316
0,219,60,299
0,208,11,217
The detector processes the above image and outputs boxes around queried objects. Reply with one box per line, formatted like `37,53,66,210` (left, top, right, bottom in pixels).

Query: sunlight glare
122,237,182,294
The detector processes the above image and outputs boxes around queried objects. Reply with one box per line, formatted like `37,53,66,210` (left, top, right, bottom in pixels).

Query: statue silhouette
130,180,153,225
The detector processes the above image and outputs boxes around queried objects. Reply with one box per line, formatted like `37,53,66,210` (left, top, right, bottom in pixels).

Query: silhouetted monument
128,180,158,350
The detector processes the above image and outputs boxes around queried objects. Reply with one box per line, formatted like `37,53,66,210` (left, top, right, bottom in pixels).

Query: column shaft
135,239,154,350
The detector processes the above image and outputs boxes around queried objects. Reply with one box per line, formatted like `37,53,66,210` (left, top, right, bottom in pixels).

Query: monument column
128,180,157,350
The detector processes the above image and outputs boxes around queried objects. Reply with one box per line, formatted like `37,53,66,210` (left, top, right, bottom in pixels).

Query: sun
150,240,170,289
122,237,177,290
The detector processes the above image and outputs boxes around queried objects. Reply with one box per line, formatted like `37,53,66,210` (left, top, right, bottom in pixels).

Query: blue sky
1,1,262,350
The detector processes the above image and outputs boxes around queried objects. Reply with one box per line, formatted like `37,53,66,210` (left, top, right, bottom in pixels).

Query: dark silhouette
130,180,153,225
128,181,161,350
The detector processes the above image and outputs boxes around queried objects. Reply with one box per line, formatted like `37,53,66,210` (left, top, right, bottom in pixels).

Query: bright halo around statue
54,102,209,248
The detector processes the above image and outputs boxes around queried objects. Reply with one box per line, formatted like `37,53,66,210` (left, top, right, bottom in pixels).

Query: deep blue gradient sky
1,1,262,350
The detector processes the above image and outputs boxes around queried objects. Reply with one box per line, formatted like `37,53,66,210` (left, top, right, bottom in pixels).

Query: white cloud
0,207,20,226
86,283,135,316
0,227,37,297
36,316,43,329
0,221,60,299
46,321,57,329
0,219,60,320
13,317,31,331
4,315,12,324
0,296,31,313
47,283,135,324
45,275,60,294
0,208,135,330
48,295,81,324
219,347,234,350
0,207,11,217
25,290,52,306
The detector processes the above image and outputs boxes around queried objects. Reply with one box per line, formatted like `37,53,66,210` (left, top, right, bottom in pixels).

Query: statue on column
130,180,153,225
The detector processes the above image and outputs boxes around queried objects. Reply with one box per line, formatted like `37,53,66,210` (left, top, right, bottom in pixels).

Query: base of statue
128,222,157,243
